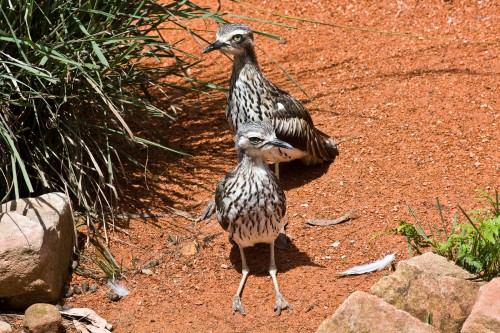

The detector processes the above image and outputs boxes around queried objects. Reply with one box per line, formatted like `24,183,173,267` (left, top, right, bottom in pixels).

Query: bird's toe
232,295,245,316
273,292,292,315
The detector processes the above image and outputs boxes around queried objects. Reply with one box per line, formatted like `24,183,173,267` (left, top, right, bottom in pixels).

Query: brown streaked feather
215,173,232,231
270,85,339,164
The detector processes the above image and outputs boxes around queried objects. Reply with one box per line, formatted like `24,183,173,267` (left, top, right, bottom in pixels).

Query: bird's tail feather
325,137,339,160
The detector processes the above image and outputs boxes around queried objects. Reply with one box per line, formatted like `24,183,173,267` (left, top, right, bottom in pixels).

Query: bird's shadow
228,239,321,276
277,160,333,191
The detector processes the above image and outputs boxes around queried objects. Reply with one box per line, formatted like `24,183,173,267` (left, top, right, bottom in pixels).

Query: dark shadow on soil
116,86,341,213
278,160,334,191
228,241,321,276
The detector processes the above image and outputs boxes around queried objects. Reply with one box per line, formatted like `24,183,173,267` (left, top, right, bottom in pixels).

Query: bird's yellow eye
233,34,243,42
249,137,262,144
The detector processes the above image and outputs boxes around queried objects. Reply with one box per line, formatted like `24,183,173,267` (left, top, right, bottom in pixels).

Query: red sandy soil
13,1,500,332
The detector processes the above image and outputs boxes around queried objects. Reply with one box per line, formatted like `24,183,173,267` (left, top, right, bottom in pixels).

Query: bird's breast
218,167,285,247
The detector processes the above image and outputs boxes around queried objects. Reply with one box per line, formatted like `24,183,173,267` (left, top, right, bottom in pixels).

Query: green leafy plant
1,0,216,208
76,242,123,279
391,190,500,280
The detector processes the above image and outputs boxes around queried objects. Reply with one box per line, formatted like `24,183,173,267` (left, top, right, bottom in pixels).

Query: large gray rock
23,303,62,333
371,252,482,333
461,277,500,333
0,193,75,309
316,291,439,333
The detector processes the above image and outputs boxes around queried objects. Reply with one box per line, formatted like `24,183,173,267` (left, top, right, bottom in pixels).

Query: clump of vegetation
0,0,224,212
391,190,499,281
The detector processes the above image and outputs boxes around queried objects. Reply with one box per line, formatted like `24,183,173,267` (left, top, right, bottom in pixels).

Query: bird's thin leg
232,245,249,315
269,242,291,315
274,162,280,179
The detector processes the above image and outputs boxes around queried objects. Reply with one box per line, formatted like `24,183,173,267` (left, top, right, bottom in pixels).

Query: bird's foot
232,294,245,316
273,292,292,315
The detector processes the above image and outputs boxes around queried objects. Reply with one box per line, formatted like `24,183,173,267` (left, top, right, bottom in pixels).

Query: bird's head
236,122,293,160
202,23,254,56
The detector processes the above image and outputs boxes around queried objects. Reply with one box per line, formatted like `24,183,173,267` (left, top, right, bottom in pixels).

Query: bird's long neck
237,150,269,172
230,47,260,84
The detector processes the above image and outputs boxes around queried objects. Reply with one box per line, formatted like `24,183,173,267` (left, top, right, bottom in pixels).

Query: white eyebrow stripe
216,29,250,41
230,29,250,36
216,35,230,43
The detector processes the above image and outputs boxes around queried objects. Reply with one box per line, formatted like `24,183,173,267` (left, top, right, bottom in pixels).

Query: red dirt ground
19,1,499,332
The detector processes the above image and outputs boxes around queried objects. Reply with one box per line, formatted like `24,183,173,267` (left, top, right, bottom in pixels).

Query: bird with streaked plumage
215,121,292,315
203,23,339,176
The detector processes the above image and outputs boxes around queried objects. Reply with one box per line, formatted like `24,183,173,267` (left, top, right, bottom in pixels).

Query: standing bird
215,121,292,315
203,23,339,176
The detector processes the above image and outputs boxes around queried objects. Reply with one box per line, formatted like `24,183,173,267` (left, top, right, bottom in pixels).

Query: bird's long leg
232,245,249,315
269,242,291,315
274,162,280,179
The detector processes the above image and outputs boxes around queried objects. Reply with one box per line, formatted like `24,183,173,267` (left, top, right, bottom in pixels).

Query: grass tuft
391,189,500,280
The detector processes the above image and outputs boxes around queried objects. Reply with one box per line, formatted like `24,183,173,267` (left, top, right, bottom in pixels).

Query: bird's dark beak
202,40,225,54
269,139,293,150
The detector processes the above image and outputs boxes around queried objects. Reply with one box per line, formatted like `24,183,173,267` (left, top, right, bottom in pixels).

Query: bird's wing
270,86,337,161
215,177,231,231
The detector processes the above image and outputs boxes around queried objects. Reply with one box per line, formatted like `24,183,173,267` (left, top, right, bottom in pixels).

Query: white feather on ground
107,279,130,297
339,252,397,276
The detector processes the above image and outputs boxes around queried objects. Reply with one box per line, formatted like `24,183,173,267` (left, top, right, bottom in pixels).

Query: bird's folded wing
215,178,231,231
272,91,333,161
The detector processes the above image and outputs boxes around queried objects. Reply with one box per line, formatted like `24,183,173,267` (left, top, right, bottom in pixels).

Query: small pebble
23,304,61,333
144,259,159,268
331,241,340,247
81,281,89,293
221,264,229,269
305,305,315,313
73,286,82,295
106,292,120,302
90,283,98,293
141,268,153,275
65,287,74,298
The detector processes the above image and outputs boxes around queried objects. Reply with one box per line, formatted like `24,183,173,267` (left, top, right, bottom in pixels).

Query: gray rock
316,291,439,333
23,303,62,333
0,321,12,333
73,286,82,295
89,283,98,293
144,259,159,268
371,252,483,333
64,286,74,298
461,277,500,333
0,193,75,309
106,292,120,302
